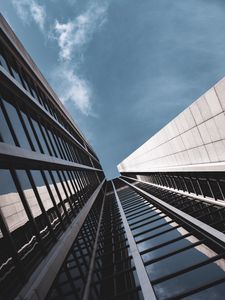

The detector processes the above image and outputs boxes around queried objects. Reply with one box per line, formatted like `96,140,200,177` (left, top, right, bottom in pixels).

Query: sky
1,0,225,179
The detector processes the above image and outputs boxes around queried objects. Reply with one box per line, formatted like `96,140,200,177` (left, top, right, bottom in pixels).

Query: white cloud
52,64,93,116
11,0,46,31
53,2,108,61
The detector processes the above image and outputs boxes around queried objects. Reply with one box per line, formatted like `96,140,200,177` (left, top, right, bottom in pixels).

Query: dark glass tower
1,13,225,300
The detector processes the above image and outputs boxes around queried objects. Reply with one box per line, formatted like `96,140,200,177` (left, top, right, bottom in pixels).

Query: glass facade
1,13,225,300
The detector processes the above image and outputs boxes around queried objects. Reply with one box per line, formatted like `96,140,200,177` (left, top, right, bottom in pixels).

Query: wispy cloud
12,0,110,115
11,0,46,31
52,64,93,116
51,1,109,115
53,2,108,61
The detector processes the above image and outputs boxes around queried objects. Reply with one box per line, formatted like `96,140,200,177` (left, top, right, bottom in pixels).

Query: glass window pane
31,118,50,155
15,170,42,220
147,245,213,281
0,169,28,234
30,171,54,212
183,281,225,300
21,112,40,152
154,259,225,299
10,65,23,86
0,53,10,73
0,104,15,144
51,171,70,212
142,236,193,263
2,99,31,149
137,226,190,252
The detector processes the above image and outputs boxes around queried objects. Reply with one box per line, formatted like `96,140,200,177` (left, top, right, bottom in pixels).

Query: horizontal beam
119,161,225,173
121,175,225,208
0,18,87,146
0,142,102,172
16,179,105,300
112,181,157,300
0,66,99,163
120,178,225,248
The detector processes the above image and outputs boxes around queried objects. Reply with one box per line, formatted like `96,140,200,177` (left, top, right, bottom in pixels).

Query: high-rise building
1,13,225,300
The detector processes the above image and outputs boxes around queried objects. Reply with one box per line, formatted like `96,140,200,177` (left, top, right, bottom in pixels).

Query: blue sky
1,0,225,179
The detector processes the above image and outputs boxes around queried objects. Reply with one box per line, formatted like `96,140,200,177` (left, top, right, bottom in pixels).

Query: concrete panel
118,77,225,173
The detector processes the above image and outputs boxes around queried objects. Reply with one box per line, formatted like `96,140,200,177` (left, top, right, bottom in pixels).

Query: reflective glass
137,226,189,252
3,100,31,149
31,118,50,155
141,236,193,263
153,259,225,300
21,112,39,151
183,281,225,299
147,245,213,281
0,53,10,73
10,65,23,86
0,104,15,144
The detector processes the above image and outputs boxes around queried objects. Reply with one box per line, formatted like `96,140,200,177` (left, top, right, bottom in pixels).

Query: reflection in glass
0,104,15,145
2,100,31,149
154,259,225,299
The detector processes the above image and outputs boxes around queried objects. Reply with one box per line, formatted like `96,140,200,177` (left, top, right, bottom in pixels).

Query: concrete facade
118,77,225,173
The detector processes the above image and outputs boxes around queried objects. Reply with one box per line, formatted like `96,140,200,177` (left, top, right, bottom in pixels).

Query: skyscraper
1,13,225,300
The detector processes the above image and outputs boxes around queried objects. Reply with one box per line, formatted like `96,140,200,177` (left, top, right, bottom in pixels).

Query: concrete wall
118,77,225,173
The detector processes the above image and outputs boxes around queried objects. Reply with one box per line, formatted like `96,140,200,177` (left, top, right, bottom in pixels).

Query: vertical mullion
112,181,157,300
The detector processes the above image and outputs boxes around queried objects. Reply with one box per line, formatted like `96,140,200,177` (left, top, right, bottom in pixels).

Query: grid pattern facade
0,15,105,300
2,12,225,300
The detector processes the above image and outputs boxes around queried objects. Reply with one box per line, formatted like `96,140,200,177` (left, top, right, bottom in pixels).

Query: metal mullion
43,125,58,158
16,107,36,151
69,144,77,162
140,233,192,257
129,213,166,227
131,218,174,232
124,203,150,214
10,169,45,254
126,206,153,219
0,209,26,281
112,181,157,300
61,137,73,161
61,170,79,213
127,208,161,222
207,179,216,199
129,210,161,227
49,171,71,224
2,67,100,162
57,170,75,216
65,170,82,211
25,113,44,153
82,186,106,300
56,135,67,160
135,225,180,243
0,98,19,146
38,120,52,156
196,206,225,223
122,179,225,254
152,252,225,285
40,170,65,230
70,171,85,206
26,170,57,242
122,200,148,210
217,180,225,200
167,276,225,300
63,263,80,298
51,131,64,159
74,171,86,203
132,213,167,237
144,239,204,266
